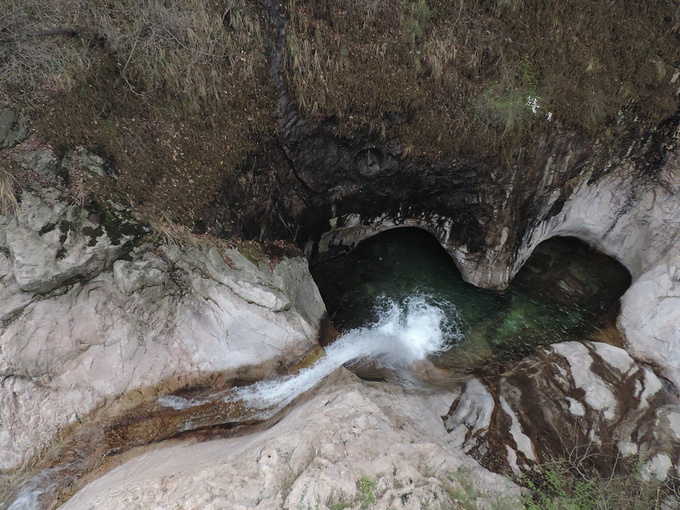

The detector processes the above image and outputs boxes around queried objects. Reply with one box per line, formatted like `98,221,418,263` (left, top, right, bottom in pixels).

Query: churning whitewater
8,297,459,510
159,296,460,419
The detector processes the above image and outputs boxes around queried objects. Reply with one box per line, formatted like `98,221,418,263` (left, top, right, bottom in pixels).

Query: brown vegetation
1,0,276,225
1,0,679,228
284,0,680,158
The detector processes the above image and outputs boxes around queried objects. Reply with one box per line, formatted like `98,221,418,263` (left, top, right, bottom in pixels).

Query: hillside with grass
1,0,679,234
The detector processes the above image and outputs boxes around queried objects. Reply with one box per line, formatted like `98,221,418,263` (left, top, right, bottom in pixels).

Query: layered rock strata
0,178,325,501
61,370,522,510
444,341,680,482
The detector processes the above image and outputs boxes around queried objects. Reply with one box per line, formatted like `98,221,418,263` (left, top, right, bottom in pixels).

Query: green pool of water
311,228,631,372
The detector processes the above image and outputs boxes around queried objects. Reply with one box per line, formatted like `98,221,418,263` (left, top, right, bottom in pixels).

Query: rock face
5,190,132,293
60,370,521,510
0,107,29,150
0,184,325,474
519,165,680,390
275,118,680,396
443,341,680,482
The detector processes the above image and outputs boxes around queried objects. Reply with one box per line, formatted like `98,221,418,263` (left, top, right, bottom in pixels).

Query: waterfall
159,295,460,419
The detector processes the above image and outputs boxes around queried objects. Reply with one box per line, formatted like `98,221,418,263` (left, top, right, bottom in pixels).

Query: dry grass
1,0,276,228
523,451,680,510
143,211,195,247
0,0,266,104
283,0,680,159
0,0,90,93
0,166,19,216
1,0,679,231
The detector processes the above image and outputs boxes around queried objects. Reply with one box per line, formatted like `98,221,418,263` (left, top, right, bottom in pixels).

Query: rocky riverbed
1,134,680,509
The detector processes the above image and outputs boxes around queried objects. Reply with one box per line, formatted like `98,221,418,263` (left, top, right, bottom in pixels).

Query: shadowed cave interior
311,228,632,375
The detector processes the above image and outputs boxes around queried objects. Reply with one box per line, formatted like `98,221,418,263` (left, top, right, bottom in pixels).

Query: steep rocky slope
0,170,326,507
2,1,680,508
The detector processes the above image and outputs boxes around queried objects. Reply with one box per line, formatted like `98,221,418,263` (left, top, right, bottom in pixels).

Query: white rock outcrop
61,370,521,510
0,188,325,473
518,165,680,389
443,341,680,481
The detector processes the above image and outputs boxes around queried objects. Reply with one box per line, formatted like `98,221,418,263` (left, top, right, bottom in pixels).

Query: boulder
0,187,325,475
5,190,134,293
443,341,680,481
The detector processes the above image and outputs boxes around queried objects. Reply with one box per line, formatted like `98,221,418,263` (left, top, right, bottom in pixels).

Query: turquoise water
311,228,631,372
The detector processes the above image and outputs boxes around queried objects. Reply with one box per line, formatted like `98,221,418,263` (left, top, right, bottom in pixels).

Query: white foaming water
7,466,64,510
158,296,458,419
240,297,456,416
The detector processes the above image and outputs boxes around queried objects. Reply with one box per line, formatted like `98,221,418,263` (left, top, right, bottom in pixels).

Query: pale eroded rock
5,190,130,293
443,341,680,479
0,188,325,472
61,371,521,510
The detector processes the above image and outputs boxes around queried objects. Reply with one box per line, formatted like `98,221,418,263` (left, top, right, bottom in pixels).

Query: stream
5,228,631,509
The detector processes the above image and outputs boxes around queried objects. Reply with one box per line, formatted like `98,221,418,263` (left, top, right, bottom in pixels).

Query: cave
311,227,631,375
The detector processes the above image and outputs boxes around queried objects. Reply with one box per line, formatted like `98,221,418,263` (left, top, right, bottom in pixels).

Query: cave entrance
311,227,631,373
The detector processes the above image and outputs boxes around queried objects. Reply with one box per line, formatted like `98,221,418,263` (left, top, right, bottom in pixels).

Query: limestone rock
0,108,29,149
619,262,680,389
443,341,680,481
61,146,116,179
195,246,292,311
5,190,131,293
0,189,325,473
60,371,521,510
16,149,60,182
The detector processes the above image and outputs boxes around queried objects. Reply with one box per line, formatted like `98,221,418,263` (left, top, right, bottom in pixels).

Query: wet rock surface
61,370,521,510
443,341,680,481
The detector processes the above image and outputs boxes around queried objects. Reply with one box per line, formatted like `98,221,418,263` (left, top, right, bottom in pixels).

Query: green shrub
522,458,677,510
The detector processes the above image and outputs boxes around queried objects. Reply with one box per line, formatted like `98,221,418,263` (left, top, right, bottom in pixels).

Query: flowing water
160,295,457,419
5,297,457,510
5,229,631,509
162,228,631,419
312,228,631,373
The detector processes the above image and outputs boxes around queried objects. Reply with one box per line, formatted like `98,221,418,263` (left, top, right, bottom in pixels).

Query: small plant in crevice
329,503,352,510
401,0,433,45
470,57,542,135
443,468,523,510
282,468,303,499
359,476,377,509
